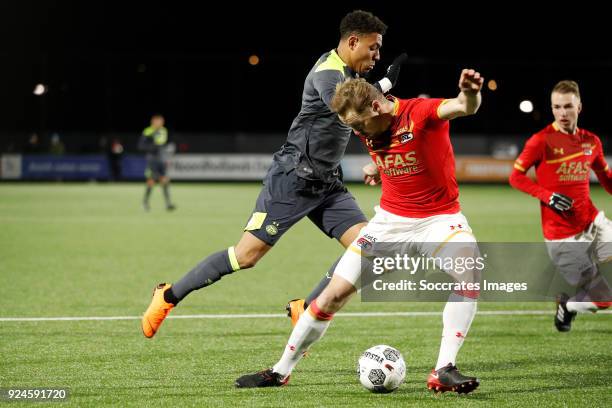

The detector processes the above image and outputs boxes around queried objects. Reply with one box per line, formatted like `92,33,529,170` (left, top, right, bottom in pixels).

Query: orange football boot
286,299,305,327
142,283,175,338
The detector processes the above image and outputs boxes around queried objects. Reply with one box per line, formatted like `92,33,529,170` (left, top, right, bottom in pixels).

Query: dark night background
1,1,610,153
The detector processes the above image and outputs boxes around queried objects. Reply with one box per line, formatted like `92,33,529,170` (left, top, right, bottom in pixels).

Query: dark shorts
245,161,368,246
145,158,167,180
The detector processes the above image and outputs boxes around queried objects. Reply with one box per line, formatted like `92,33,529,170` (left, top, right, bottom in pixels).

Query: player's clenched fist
362,162,381,186
458,69,484,93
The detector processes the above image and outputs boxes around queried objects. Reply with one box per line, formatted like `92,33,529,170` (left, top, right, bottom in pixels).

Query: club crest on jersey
400,133,414,144
265,221,280,236
393,123,414,144
553,148,564,155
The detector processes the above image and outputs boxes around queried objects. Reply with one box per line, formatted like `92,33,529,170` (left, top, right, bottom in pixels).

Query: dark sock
163,287,179,305
162,183,172,206
144,185,152,204
168,248,240,304
304,257,341,308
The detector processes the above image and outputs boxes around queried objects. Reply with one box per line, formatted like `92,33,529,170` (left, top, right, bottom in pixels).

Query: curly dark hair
339,10,387,39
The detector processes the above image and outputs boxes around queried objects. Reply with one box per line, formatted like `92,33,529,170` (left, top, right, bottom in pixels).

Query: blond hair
330,78,382,123
552,80,580,99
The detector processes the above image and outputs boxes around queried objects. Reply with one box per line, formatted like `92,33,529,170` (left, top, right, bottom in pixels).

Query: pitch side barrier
1,154,609,182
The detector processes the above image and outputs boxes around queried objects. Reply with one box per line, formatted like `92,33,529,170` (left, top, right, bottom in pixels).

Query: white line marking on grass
0,310,609,322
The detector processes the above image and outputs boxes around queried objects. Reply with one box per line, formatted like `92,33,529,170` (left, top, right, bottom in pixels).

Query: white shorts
545,211,612,286
335,206,478,287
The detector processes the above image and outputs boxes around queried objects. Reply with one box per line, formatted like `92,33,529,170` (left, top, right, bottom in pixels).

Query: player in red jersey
509,80,612,332
236,69,484,394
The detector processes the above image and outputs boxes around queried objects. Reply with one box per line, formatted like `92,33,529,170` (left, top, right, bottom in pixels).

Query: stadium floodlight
248,55,260,66
519,100,533,113
33,84,47,96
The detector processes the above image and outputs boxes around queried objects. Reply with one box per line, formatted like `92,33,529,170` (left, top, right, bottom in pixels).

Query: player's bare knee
235,253,258,269
233,233,271,269
339,222,368,248
234,246,266,269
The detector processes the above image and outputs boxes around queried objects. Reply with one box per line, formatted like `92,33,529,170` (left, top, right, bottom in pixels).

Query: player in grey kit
138,114,176,211
142,10,407,338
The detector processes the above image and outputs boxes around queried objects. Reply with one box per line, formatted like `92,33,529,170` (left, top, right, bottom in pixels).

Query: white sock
435,293,477,371
566,301,597,313
272,307,332,378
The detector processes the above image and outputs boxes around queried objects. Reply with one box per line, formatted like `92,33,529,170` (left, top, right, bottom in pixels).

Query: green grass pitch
0,183,610,407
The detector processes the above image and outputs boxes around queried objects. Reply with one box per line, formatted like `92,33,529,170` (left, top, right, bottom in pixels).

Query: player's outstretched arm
509,167,550,202
510,168,574,211
438,69,484,120
373,53,408,93
508,134,558,204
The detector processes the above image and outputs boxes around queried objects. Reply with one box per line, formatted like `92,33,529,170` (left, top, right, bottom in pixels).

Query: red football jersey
357,96,460,218
510,123,610,239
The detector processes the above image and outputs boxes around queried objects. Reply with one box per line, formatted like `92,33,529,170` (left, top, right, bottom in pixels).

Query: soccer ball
358,345,406,393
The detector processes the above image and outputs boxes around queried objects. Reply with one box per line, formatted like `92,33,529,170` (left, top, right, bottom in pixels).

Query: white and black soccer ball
358,345,406,393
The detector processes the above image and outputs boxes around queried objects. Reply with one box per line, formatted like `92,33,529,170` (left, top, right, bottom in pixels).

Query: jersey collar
552,121,579,135
385,95,400,116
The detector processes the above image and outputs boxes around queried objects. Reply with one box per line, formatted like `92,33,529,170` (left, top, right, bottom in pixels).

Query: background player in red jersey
236,69,484,394
509,80,612,332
